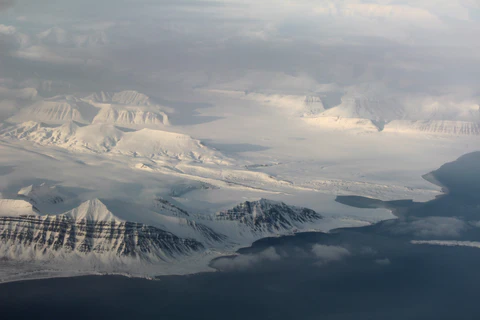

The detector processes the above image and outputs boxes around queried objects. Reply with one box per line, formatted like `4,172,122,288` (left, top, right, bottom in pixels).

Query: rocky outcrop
216,199,322,233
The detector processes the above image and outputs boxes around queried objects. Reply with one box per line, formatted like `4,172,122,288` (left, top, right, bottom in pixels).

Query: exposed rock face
216,199,322,233
0,200,204,262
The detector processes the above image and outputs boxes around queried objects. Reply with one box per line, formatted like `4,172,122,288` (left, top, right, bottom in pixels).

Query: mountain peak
65,199,122,222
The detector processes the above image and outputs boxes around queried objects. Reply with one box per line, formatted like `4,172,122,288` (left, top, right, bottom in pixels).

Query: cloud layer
0,0,479,104
0,0,14,12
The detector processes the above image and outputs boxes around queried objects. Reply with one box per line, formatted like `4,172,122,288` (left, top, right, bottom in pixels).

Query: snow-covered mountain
319,95,404,122
0,199,204,263
301,85,480,135
87,91,156,107
0,121,226,162
86,90,170,126
3,90,170,127
8,95,98,124
212,199,323,239
0,121,123,152
92,105,169,126
18,183,65,206
0,197,325,279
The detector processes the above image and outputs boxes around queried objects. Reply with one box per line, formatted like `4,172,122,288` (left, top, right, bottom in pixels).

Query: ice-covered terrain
86,91,170,127
3,89,170,128
206,87,480,135
0,84,479,283
8,95,98,124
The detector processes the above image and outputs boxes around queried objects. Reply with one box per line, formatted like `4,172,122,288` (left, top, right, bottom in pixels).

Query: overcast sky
0,0,479,101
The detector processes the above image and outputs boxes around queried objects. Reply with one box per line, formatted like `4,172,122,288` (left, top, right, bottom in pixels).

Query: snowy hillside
92,105,169,126
3,90,170,128
8,95,99,124
0,199,39,217
18,183,65,205
296,85,480,134
303,116,381,132
87,91,156,106
86,90,170,126
320,95,404,122
0,121,226,162
384,120,480,135
0,121,123,152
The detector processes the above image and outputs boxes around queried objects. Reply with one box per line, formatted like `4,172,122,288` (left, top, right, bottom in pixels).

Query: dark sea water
2,152,480,320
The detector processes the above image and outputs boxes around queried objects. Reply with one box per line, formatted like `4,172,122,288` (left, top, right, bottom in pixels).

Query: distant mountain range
6,90,170,127
205,88,480,135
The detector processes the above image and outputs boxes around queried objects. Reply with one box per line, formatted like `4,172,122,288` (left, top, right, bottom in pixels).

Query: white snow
92,105,170,126
1,85,480,283
0,199,39,217
86,90,170,127
64,199,122,222
384,120,480,135
303,116,381,132
8,95,98,124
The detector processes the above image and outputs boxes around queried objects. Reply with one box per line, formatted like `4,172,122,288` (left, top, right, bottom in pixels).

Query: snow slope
8,95,99,124
0,199,39,217
87,91,157,107
0,121,123,152
115,128,224,162
384,120,480,136
18,183,65,205
92,105,169,126
86,90,170,126
0,122,227,162
303,116,381,132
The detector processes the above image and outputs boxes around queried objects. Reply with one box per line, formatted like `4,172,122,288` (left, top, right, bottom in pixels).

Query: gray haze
0,0,479,103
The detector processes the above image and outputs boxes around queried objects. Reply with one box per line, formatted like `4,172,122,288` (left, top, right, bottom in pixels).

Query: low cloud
311,244,351,266
375,258,391,266
411,240,480,249
212,247,281,271
392,217,467,238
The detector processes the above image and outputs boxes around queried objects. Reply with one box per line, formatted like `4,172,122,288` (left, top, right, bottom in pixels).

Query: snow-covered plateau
0,86,479,283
